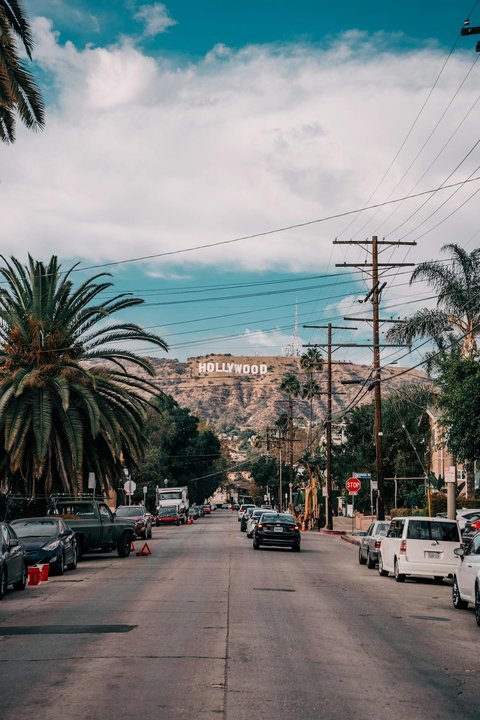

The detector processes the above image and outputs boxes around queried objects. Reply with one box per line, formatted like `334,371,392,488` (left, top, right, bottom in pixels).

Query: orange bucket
28,567,41,586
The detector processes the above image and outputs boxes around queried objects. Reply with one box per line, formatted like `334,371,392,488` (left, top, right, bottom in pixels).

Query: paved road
0,510,479,720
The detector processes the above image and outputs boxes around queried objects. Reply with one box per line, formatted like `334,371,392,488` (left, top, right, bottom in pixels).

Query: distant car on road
358,520,390,568
0,522,27,599
461,514,480,542
253,513,301,552
11,517,77,575
238,504,255,522
246,508,267,538
240,507,256,533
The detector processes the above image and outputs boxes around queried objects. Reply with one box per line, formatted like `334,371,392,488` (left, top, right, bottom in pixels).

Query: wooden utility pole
334,236,415,520
303,323,358,529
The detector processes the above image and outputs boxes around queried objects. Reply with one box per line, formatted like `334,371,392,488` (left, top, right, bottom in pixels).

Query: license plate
273,526,283,533
425,551,440,559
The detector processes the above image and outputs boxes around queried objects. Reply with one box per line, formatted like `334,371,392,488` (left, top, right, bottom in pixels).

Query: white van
378,516,462,582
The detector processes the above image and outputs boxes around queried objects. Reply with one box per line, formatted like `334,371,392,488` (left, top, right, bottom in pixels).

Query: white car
246,509,267,538
452,532,480,626
378,516,462,582
238,504,255,522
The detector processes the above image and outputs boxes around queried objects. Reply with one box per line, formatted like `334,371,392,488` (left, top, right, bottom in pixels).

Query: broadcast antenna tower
283,301,301,357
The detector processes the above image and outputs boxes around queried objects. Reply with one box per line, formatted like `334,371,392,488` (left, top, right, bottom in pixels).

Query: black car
0,522,28,599
11,517,77,575
253,513,301,551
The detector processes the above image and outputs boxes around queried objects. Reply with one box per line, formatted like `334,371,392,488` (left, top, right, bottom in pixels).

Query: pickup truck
49,498,136,559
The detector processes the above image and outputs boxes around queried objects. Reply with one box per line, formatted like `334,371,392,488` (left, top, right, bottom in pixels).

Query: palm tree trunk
466,462,476,498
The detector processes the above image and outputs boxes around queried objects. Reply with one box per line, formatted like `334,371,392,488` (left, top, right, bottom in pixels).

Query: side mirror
454,547,465,560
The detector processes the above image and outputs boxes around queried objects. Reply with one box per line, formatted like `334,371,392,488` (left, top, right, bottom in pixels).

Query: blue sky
6,1,480,362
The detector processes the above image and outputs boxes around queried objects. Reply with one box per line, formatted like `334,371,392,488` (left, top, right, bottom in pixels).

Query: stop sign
346,477,361,494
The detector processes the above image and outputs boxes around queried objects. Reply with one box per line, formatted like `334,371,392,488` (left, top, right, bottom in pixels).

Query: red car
116,505,152,539
156,506,181,526
202,504,212,515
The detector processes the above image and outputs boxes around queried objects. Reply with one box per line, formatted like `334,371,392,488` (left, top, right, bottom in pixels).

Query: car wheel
452,577,468,610
475,584,480,627
176,520,180,526
76,538,83,561
366,551,376,569
0,566,7,599
67,545,77,571
394,559,406,583
13,563,27,591
117,533,132,558
253,540,260,550
378,554,388,577
54,552,65,576
358,547,367,565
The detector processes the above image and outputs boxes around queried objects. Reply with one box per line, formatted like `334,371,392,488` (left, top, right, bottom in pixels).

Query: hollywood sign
199,361,268,376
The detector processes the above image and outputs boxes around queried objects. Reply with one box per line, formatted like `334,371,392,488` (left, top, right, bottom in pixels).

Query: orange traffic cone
301,521,307,532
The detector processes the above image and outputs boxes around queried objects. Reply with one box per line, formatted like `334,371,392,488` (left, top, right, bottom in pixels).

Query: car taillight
375,539,381,549
400,540,406,555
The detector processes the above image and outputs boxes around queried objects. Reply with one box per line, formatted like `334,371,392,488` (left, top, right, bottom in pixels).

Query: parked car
358,520,390,568
240,507,256,533
452,532,480,625
378,516,462,582
0,522,27,599
238,504,255,522
10,517,77,575
246,508,268,538
116,505,152,539
457,509,480,532
202,504,212,515
156,506,181,526
253,513,301,551
189,506,201,520
461,514,480,542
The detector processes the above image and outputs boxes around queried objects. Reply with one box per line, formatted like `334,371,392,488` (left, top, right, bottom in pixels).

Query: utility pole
303,323,359,530
334,235,414,520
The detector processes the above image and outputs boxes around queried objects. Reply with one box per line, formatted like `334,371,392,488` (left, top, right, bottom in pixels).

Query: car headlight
43,539,61,551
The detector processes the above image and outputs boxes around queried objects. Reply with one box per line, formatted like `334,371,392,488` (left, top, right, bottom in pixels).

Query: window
99,504,112,520
407,520,460,542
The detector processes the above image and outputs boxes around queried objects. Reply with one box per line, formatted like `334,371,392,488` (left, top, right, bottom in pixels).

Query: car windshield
12,520,59,538
376,523,390,536
158,507,177,515
116,507,143,517
407,520,460,542
159,492,182,501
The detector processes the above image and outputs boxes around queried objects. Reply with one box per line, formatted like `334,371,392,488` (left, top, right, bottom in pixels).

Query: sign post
346,477,361,532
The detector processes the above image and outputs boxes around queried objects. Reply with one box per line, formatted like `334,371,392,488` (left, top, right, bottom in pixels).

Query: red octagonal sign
346,477,361,494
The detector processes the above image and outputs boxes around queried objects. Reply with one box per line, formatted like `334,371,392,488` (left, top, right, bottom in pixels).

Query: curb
340,534,361,546
319,529,346,536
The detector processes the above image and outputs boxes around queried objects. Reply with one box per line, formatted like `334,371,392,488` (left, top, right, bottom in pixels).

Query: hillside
145,354,430,432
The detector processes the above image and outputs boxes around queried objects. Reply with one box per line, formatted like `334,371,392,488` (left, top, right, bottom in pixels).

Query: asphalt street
0,510,479,720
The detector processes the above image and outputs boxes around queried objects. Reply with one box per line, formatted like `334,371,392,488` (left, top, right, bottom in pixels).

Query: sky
3,1,480,365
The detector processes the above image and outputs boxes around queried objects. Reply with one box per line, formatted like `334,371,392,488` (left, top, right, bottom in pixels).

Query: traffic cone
136,542,152,556
301,521,307,532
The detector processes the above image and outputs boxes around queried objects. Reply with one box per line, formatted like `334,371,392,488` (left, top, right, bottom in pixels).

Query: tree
0,0,45,143
386,244,480,361
436,353,480,489
0,255,168,496
132,395,224,507
300,348,324,446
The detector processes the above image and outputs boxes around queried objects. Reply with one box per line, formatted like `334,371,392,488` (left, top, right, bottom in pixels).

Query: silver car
358,520,390,569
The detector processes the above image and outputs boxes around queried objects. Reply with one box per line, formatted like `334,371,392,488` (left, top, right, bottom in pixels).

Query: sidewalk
319,515,361,546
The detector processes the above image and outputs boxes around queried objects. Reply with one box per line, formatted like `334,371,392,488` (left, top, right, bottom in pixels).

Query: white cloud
243,328,298,349
3,22,480,276
134,3,177,37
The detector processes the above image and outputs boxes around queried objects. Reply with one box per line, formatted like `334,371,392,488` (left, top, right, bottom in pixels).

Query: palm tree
300,348,324,445
0,0,45,143
386,243,480,496
0,255,168,496
386,244,480,358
